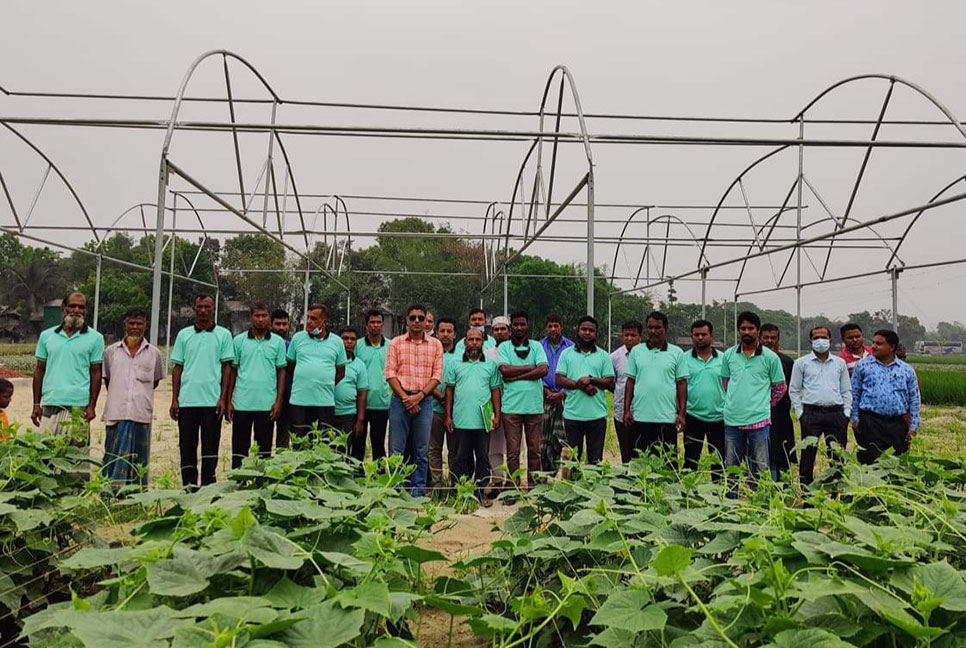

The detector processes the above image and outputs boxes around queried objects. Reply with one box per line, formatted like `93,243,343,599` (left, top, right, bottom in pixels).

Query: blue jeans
389,395,433,496
724,424,771,498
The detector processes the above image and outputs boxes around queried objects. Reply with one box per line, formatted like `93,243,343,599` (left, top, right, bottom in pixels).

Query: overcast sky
2,1,966,328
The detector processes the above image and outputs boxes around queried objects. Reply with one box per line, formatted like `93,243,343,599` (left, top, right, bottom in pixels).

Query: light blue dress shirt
850,356,921,430
789,352,853,418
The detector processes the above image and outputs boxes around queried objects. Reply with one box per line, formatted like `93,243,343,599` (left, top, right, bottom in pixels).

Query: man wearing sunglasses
384,303,444,497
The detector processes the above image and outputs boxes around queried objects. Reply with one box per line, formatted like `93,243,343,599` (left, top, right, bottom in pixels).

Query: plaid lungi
102,420,151,487
541,401,567,475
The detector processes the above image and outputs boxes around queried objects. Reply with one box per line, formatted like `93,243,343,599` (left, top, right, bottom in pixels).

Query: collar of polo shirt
54,323,90,335
247,329,273,340
193,322,217,333
691,347,718,358
646,341,669,351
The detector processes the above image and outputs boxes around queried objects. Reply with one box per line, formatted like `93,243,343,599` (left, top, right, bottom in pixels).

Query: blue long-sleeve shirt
850,356,920,430
540,336,573,392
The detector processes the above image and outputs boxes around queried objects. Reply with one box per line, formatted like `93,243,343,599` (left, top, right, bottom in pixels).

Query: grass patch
917,368,966,405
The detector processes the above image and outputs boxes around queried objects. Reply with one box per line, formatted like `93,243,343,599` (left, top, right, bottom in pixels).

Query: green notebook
480,399,494,433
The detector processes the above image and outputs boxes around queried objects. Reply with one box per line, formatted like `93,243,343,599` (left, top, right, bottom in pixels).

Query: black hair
577,315,598,330
510,310,529,323
691,319,714,334
437,317,457,329
307,303,329,316
621,320,644,334
840,323,862,338
0,378,13,394
339,326,359,337
364,309,383,323
250,303,270,314
760,323,780,337
193,294,215,305
123,308,148,321
545,312,562,324
736,311,761,330
469,308,486,319
874,329,899,348
271,309,290,321
809,325,831,339
645,311,669,329
407,303,427,316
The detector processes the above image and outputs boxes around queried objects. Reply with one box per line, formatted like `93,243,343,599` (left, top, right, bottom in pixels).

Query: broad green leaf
370,639,413,648
389,591,422,622
892,561,966,612
280,601,365,648
762,628,855,648
790,574,868,602
339,581,392,617
589,627,640,647
653,545,692,577
264,577,326,610
8,507,54,531
558,593,587,630
319,551,373,574
433,576,474,596
173,596,277,624
242,525,305,570
146,554,209,597
397,544,447,563
466,614,518,636
698,531,742,555
60,547,134,570
67,607,187,648
590,590,666,632
856,589,945,639
424,594,483,616
230,505,257,538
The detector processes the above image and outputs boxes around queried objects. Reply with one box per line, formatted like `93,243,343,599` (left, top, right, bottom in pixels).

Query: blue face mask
812,338,831,353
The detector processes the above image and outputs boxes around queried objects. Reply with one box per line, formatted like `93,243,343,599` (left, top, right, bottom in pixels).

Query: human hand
31,404,42,427
225,403,234,423
270,402,282,421
169,400,179,421
445,416,454,434
215,398,226,419
84,405,96,422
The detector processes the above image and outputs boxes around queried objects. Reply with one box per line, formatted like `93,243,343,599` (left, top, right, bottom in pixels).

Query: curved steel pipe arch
627,212,710,288
886,173,966,269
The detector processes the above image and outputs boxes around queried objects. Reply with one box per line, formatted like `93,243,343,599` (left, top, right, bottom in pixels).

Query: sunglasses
409,315,426,322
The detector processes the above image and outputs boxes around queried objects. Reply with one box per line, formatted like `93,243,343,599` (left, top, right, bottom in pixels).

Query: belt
803,404,843,412
859,409,906,422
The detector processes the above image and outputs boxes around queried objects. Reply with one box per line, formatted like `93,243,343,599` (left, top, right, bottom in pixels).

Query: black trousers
453,428,489,497
564,418,607,465
770,411,796,474
178,406,220,488
633,421,677,459
363,408,389,460
856,410,909,465
334,413,359,455
798,405,848,484
682,415,725,478
289,405,335,440
275,404,291,449
614,419,639,463
231,410,273,469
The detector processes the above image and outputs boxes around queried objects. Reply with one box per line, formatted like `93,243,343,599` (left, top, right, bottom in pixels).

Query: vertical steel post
92,255,102,330
891,268,899,331
503,270,508,317
795,118,805,356
214,287,220,323
607,295,613,352
346,288,351,326
586,172,595,316
165,204,177,364
734,296,738,336
261,102,277,229
149,163,168,346
700,268,707,319
302,265,310,328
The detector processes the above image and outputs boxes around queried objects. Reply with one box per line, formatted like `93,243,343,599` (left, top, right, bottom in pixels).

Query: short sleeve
335,339,348,367
232,336,243,367
489,364,501,388
496,343,511,366
286,337,297,362
384,338,398,379
35,331,49,361
90,334,104,364
720,350,731,378
219,330,234,363
533,343,549,366
556,349,570,377
356,361,369,390
171,330,186,365
625,348,639,380
274,339,287,368
102,347,112,379
601,353,616,378
155,349,166,381
443,361,455,387
675,351,689,380
769,354,785,384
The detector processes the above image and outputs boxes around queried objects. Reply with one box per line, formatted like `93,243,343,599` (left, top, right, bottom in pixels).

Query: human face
251,309,270,332
843,328,865,353
366,314,384,338
872,334,895,361
436,322,456,346
810,327,831,341
271,317,290,338
691,325,712,350
407,309,426,335
424,312,435,335
545,320,562,342
646,317,666,347
194,297,214,324
622,327,642,351
469,311,486,328
62,293,86,328
124,315,146,341
491,323,510,343
341,330,357,355
511,317,529,343
0,389,11,411
739,321,759,346
306,308,327,334
576,321,597,347
465,330,484,355
760,329,780,353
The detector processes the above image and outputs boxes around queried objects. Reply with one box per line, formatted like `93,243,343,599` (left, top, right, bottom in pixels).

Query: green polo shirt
433,349,457,415
686,349,725,423
444,355,501,430
355,336,389,410
720,343,786,427
35,325,105,407
286,330,348,407
556,345,615,421
454,334,496,357
231,330,287,411
334,356,369,416
171,324,234,408
626,342,689,424
496,340,548,415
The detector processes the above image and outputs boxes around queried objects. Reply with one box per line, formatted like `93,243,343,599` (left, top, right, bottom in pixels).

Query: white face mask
470,325,486,333
310,327,323,336
812,338,831,353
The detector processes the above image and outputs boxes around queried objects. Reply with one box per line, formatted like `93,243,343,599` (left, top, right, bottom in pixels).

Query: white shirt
789,352,853,418
610,345,633,421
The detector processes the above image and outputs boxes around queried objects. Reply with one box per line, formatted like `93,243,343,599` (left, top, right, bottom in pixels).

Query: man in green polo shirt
286,303,347,439
31,291,104,444
355,309,390,460
444,328,502,506
683,319,725,479
623,311,688,460
721,311,787,497
454,308,497,356
497,310,548,491
335,326,369,456
226,303,287,469
429,318,458,488
170,294,234,488
554,316,615,465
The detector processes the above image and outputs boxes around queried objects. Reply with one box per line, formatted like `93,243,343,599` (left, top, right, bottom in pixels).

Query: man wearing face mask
287,303,347,439
455,308,496,355
789,326,852,485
